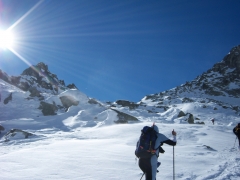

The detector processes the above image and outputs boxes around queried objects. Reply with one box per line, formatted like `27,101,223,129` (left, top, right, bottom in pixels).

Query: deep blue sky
0,0,240,102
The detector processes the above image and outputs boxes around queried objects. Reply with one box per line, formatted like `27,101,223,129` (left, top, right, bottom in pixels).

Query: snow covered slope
0,121,239,179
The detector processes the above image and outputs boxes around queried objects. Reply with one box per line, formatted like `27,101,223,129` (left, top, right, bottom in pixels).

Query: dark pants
233,128,240,146
139,158,155,180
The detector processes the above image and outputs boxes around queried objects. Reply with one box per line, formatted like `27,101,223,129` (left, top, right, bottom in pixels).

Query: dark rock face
29,87,42,97
18,81,30,91
4,129,33,140
67,83,78,89
177,111,186,117
38,101,58,116
187,114,194,124
88,98,103,107
222,45,240,72
182,98,194,103
59,96,79,110
88,98,99,104
111,108,138,123
115,100,139,110
4,93,12,104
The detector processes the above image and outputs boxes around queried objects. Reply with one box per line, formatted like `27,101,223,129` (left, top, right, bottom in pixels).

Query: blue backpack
135,126,158,158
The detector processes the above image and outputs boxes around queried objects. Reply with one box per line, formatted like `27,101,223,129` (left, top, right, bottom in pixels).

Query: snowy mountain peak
222,45,240,71
20,62,68,94
0,62,71,96
109,46,240,124
136,45,240,105
0,62,138,127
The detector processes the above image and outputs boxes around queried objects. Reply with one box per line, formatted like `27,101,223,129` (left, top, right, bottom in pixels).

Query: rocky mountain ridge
0,62,77,97
110,45,240,123
0,45,240,126
143,45,240,100
0,63,137,124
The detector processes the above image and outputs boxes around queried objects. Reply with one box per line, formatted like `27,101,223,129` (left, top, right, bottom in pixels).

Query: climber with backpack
135,123,177,180
233,123,240,150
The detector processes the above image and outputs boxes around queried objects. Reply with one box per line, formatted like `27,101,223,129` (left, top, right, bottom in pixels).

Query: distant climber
233,123,240,150
211,118,215,125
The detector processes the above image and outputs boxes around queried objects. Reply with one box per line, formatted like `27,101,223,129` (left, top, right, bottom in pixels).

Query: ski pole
140,172,145,180
233,136,237,148
173,146,175,180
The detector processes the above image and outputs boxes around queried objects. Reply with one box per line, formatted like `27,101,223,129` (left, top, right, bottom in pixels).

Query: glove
159,146,165,153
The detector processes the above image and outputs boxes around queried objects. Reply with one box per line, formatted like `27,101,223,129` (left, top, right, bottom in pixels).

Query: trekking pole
140,172,145,180
233,136,237,148
173,146,175,180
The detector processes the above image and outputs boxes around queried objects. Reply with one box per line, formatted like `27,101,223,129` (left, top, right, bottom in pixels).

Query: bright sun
0,30,15,49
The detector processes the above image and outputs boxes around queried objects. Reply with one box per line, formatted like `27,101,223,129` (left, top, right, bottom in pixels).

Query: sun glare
0,30,15,49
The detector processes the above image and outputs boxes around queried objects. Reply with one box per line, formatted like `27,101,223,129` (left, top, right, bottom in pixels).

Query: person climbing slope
211,118,215,125
233,123,240,150
135,124,177,180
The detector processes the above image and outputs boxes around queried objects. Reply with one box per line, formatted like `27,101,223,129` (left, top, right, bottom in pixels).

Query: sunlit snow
0,79,240,180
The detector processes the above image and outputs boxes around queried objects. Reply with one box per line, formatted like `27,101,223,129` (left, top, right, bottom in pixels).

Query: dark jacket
233,123,240,137
138,125,176,180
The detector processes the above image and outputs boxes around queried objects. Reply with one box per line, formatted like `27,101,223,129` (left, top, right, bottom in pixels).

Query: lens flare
0,30,15,49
